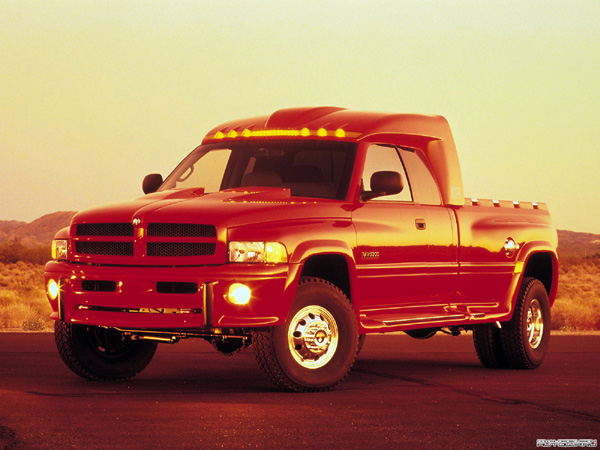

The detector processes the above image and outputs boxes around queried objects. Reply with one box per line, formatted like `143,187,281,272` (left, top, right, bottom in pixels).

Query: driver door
352,144,437,329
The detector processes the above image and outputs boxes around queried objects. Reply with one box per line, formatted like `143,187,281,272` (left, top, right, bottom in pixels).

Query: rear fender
505,243,558,320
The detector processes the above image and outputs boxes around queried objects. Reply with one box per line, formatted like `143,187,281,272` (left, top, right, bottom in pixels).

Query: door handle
415,218,427,230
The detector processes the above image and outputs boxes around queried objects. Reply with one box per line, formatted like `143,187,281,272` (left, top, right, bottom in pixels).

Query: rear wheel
357,334,367,355
473,324,509,368
500,278,550,369
55,321,157,381
253,277,358,392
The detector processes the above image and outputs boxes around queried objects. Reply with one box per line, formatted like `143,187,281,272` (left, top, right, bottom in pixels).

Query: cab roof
202,106,455,144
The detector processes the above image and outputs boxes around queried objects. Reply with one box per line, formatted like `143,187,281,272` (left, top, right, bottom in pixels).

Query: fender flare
510,241,559,309
283,240,358,319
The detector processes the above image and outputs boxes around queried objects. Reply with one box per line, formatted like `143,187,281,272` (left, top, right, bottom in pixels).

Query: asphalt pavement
0,332,598,449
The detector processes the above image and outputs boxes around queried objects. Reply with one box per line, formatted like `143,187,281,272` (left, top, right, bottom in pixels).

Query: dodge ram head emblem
132,217,141,226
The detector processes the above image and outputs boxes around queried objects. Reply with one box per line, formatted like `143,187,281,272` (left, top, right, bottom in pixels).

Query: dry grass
552,258,600,330
0,262,53,330
0,259,598,331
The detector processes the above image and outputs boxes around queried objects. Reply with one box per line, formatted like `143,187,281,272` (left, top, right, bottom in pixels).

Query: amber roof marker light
209,128,360,141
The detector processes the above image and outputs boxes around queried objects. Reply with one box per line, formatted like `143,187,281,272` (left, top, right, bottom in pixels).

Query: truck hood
71,188,350,230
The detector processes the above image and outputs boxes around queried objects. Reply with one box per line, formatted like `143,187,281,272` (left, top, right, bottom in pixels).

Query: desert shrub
552,298,600,331
0,302,30,328
0,290,20,308
0,262,53,330
22,314,51,331
0,240,50,265
551,257,600,330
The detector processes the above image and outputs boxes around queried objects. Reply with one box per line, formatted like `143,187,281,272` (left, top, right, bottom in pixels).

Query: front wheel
55,321,158,381
253,277,358,392
500,277,551,369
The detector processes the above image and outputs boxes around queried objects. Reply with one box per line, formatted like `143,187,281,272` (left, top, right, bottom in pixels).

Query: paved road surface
1,332,598,449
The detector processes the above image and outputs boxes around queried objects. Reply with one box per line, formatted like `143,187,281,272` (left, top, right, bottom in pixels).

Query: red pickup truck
45,107,558,391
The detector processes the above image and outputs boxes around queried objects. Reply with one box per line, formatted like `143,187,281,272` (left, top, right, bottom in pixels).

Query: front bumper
45,261,297,329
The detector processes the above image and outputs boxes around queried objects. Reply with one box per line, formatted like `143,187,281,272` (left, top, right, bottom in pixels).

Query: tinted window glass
362,144,412,202
400,148,441,205
162,140,357,200
164,149,232,193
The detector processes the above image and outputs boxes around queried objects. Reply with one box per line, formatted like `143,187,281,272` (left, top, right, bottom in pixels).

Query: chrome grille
76,242,134,256
76,223,134,236
146,242,216,257
72,221,220,263
147,223,216,238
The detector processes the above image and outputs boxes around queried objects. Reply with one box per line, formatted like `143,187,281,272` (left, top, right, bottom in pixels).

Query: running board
382,312,485,327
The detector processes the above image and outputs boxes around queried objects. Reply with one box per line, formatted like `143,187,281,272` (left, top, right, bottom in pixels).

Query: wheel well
523,252,555,295
300,254,351,300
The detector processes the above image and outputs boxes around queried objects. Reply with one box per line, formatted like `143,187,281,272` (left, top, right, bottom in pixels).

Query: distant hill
557,230,600,258
0,220,27,235
0,212,599,259
0,211,77,247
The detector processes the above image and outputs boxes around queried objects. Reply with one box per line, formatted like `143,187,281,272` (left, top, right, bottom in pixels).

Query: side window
400,148,441,205
362,144,412,202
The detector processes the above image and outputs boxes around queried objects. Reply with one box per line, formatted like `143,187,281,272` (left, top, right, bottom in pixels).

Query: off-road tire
473,324,509,368
500,277,551,369
55,321,157,381
253,277,358,392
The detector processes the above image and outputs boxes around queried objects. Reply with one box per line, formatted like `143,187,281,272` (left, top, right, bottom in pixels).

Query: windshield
161,140,357,200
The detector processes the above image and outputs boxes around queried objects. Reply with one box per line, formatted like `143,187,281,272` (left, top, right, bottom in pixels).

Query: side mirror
142,173,163,194
362,171,404,201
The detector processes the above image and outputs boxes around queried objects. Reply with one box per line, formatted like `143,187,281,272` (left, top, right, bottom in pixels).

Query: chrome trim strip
383,314,465,326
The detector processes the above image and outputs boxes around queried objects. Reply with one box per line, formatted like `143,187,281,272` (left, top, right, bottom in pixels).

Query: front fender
54,226,69,240
290,239,354,264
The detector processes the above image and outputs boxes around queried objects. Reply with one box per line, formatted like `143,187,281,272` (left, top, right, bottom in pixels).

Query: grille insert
76,242,134,256
82,280,117,292
156,282,199,294
147,223,216,238
147,242,216,257
76,223,134,237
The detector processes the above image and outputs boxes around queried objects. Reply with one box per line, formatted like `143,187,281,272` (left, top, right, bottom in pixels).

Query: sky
1,1,599,233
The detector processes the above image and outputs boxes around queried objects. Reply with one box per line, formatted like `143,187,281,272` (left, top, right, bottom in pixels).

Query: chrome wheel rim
526,299,544,349
288,305,338,369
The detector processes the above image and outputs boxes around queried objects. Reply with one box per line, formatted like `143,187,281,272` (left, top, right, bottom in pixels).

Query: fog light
228,283,251,305
47,279,59,300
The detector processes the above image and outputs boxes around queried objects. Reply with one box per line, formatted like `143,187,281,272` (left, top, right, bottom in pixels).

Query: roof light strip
211,128,361,140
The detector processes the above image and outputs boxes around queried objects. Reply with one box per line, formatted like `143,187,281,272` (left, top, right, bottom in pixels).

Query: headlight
52,239,69,261
229,241,288,263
